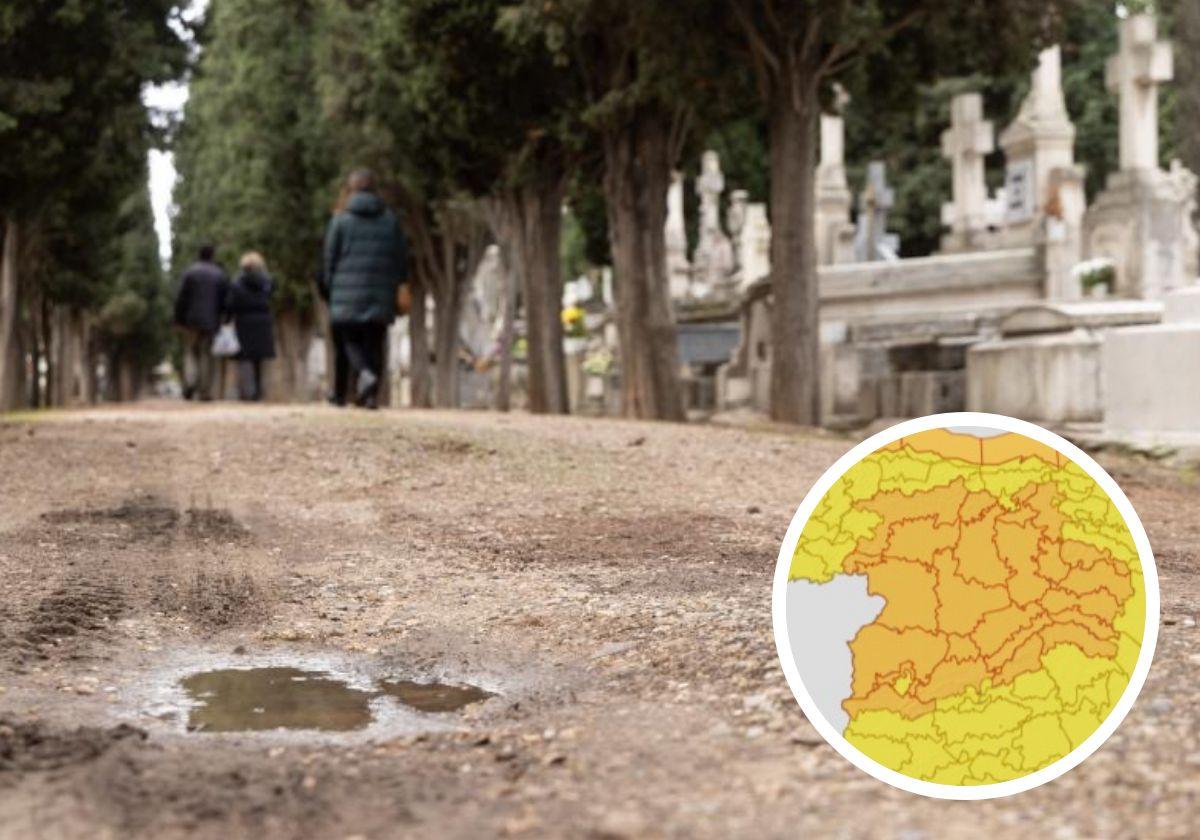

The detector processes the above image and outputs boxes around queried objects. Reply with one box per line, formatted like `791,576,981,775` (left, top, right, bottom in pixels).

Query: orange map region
840,431,1133,720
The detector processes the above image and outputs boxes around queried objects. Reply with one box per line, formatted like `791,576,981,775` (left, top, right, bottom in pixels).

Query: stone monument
1104,285,1200,442
1084,12,1196,299
998,46,1085,242
941,93,997,252
692,150,735,299
814,107,857,266
853,161,900,262
738,202,772,289
665,169,691,301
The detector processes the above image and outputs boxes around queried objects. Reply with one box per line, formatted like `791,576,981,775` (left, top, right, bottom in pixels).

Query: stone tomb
966,300,1163,424
1104,286,1200,444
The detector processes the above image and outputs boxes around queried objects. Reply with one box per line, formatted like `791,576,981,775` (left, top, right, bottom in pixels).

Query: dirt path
0,403,1196,838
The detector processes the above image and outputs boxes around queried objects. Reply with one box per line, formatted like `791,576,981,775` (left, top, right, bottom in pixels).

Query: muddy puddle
181,666,493,733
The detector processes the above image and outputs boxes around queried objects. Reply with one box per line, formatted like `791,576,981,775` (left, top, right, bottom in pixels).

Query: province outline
785,427,1146,786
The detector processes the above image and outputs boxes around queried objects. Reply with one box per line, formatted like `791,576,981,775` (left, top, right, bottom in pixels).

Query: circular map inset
772,413,1158,799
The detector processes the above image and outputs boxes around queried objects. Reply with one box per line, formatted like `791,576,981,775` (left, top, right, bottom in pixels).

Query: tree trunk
601,109,685,421
27,285,43,407
409,270,432,408
494,250,517,412
767,74,822,425
49,306,88,407
0,217,25,411
432,259,462,408
500,179,568,414
267,308,314,402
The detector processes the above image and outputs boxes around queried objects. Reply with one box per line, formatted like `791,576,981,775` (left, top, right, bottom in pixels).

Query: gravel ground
0,402,1196,838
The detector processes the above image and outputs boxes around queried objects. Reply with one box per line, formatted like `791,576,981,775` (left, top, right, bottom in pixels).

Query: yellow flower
561,306,584,325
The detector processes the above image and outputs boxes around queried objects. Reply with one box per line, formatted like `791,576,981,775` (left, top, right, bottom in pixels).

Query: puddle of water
180,667,493,733
181,667,374,732
378,679,494,713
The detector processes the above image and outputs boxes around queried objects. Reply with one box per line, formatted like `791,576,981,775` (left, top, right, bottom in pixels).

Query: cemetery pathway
0,403,1196,838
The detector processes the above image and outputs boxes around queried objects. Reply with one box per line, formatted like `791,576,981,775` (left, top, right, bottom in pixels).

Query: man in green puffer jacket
324,168,409,408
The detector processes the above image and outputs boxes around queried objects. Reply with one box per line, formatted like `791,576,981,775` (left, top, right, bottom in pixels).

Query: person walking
318,185,352,406
323,168,408,409
174,243,229,400
225,251,276,401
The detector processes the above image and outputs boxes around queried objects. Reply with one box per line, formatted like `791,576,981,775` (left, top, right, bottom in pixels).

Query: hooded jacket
324,191,409,324
225,269,276,360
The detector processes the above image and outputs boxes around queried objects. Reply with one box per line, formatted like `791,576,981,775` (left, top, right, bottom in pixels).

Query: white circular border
771,412,1160,800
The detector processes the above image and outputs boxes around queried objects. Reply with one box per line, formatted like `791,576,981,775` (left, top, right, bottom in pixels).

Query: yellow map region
790,428,1145,785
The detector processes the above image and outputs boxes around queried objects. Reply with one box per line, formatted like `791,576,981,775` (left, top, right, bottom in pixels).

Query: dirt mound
0,718,145,775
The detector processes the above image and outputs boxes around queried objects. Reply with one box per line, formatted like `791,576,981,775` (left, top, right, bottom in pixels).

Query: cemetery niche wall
674,11,1200,445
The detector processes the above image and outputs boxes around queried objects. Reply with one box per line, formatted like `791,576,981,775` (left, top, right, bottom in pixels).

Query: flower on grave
1072,257,1116,293
582,347,613,376
561,305,587,338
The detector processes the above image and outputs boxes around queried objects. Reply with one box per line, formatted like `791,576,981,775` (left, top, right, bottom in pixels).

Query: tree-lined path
0,403,1196,837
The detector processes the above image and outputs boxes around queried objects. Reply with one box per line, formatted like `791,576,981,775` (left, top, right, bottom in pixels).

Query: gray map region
786,575,885,734
945,425,1008,438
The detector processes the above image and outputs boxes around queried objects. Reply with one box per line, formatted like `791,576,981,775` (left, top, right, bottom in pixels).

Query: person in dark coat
317,193,351,407
174,243,229,400
323,168,408,409
224,251,276,402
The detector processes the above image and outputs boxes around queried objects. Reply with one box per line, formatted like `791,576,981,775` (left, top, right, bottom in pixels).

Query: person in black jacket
174,243,229,400
324,169,408,409
225,251,276,401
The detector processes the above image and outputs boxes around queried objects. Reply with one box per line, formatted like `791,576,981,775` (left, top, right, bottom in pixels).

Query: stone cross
854,162,899,261
692,150,734,296
941,93,995,235
1106,13,1173,171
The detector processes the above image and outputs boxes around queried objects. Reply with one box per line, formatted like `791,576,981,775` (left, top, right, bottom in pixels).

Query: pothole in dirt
181,667,492,733
123,649,505,741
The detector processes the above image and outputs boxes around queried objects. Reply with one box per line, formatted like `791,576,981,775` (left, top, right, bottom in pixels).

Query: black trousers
237,359,264,401
332,322,386,401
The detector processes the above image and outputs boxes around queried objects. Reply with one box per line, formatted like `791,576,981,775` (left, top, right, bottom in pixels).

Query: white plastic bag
212,323,240,357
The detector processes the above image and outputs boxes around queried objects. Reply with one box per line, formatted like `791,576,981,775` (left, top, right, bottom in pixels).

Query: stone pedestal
1104,286,1200,442
815,113,857,266
1085,168,1194,299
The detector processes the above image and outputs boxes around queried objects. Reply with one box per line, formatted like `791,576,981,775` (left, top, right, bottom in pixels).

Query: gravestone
999,46,1080,231
941,93,997,252
665,170,691,301
814,99,857,266
1107,13,1172,172
738,202,771,288
1084,12,1197,299
692,150,735,299
853,161,900,262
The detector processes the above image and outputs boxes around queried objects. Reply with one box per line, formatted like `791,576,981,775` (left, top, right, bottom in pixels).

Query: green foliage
0,0,184,213
172,0,333,311
1175,0,1200,181
0,1,184,392
100,183,173,367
